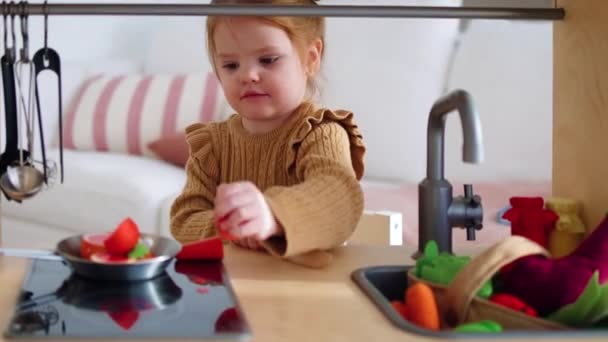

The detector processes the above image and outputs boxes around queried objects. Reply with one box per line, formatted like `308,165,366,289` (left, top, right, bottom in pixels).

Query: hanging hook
43,0,48,60
3,1,8,58
9,1,16,62
19,1,28,62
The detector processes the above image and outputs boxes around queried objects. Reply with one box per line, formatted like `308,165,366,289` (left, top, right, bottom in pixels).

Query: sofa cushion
2,149,187,236
147,132,189,167
62,72,229,158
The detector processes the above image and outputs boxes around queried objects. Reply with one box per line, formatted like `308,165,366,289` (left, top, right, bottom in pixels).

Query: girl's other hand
214,181,282,241
233,237,265,251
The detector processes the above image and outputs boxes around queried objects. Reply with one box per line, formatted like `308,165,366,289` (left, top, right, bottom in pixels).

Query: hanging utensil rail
0,2,564,20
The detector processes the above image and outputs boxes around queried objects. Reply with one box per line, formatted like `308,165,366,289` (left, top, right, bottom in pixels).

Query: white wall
321,0,462,182
0,0,553,183
445,20,553,183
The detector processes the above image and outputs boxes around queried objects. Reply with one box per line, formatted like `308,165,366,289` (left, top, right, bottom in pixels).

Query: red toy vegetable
104,217,140,255
390,300,408,320
489,293,537,317
502,197,558,249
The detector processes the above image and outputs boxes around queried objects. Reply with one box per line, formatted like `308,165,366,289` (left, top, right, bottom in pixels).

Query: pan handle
0,248,63,262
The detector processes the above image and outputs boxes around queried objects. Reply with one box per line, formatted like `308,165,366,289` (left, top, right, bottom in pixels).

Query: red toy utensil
176,237,224,261
216,215,237,241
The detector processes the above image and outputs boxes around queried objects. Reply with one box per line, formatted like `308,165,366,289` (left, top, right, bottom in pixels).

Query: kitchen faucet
417,89,484,256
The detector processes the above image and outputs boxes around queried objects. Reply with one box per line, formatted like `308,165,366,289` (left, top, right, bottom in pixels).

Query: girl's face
213,18,311,127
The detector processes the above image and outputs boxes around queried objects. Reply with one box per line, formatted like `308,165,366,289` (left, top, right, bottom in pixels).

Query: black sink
351,265,608,339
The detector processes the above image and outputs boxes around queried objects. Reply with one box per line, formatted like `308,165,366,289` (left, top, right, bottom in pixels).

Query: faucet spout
427,89,484,181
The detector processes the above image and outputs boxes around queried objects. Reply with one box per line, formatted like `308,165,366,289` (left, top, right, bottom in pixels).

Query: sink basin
351,265,608,338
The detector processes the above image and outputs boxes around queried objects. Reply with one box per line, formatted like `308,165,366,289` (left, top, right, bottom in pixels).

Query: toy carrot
405,283,440,331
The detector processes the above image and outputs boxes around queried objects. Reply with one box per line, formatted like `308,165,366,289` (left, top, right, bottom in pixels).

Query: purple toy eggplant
498,217,608,315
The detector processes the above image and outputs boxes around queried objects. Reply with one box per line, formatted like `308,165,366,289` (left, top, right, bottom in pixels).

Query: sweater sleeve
262,121,365,260
170,124,220,243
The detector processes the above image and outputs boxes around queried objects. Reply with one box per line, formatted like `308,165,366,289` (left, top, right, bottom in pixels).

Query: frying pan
0,234,181,281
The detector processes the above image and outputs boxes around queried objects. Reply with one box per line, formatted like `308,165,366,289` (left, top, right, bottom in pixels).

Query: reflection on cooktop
4,259,251,340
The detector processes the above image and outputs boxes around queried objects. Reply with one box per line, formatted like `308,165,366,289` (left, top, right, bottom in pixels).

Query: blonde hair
206,0,325,97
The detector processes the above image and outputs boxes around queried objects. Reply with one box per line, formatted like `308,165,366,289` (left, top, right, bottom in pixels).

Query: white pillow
62,72,227,157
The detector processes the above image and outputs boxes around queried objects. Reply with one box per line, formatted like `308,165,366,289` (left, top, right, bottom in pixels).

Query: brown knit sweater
170,102,365,268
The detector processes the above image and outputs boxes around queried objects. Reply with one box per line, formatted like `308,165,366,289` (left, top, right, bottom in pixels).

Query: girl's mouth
240,92,269,100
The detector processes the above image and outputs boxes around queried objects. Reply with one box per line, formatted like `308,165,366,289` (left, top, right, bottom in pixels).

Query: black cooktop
4,259,251,340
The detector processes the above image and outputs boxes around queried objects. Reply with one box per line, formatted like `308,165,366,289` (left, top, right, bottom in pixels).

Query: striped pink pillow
63,72,227,157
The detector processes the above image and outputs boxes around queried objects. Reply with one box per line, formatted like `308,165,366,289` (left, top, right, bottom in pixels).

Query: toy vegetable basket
407,236,567,331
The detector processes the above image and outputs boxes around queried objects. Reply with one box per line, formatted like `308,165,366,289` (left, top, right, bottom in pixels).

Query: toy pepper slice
104,217,140,255
489,293,537,317
176,237,224,261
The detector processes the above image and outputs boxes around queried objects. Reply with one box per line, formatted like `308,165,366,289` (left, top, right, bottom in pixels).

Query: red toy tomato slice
90,252,136,264
81,233,109,259
104,217,140,255
176,237,224,261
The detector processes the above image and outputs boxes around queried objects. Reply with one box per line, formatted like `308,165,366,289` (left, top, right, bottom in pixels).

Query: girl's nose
240,66,260,84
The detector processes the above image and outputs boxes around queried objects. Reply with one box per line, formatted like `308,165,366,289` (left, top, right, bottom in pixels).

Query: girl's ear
305,38,324,76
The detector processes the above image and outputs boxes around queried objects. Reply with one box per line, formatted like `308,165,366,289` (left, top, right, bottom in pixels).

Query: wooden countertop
0,244,606,342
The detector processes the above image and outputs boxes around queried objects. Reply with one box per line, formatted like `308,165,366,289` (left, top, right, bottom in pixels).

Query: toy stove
4,259,250,340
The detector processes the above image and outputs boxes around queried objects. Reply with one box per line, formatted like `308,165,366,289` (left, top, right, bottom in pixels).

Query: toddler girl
170,0,365,268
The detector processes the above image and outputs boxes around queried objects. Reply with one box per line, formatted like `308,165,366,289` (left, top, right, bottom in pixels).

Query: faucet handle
464,184,482,205
464,184,473,197
463,184,483,240
466,218,483,240
447,184,484,242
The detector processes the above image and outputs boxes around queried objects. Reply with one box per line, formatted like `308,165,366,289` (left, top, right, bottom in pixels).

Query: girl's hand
214,181,282,242
232,237,265,251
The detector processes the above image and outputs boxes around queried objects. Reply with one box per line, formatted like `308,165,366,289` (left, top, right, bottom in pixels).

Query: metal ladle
0,8,44,200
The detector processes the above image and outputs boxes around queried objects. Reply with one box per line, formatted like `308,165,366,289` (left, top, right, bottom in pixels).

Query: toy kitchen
0,1,607,342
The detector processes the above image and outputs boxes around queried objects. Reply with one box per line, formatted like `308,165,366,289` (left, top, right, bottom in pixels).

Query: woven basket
407,236,567,330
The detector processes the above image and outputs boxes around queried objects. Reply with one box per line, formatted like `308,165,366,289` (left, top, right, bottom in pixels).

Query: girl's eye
222,62,238,70
259,56,279,65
